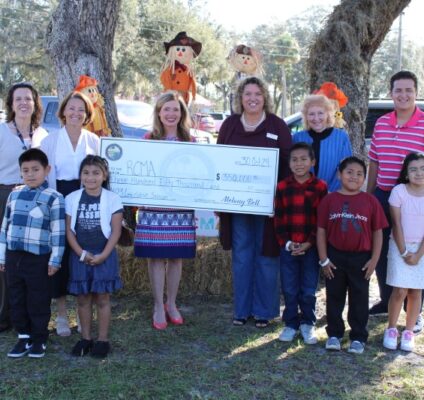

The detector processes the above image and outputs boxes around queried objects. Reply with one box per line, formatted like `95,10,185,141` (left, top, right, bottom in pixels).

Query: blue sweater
293,128,352,191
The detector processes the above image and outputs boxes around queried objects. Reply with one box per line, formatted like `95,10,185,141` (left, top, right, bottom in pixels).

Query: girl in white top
40,91,99,337
383,152,424,352
66,155,122,357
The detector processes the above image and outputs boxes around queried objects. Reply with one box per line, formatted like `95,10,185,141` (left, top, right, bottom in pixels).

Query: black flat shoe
232,318,247,326
255,319,269,328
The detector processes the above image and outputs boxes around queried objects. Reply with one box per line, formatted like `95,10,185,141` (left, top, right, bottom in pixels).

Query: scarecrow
227,44,262,77
160,31,202,105
74,75,111,137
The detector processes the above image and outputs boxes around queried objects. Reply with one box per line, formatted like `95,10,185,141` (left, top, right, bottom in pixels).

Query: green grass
1,292,424,400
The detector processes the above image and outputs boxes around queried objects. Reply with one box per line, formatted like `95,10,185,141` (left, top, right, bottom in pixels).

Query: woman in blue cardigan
293,94,352,191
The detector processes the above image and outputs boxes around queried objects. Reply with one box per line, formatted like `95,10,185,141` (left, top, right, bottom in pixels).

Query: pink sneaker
383,327,398,350
400,330,414,352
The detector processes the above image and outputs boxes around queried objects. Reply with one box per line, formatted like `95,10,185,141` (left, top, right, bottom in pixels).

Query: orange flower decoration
314,82,348,108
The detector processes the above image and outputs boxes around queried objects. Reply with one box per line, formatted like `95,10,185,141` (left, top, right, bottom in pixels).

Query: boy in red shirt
275,142,327,344
317,156,388,354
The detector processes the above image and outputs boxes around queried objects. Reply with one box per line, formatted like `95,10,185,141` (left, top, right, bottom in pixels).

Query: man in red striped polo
367,71,424,329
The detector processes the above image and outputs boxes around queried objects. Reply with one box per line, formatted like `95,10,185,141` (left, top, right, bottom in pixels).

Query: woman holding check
217,76,292,328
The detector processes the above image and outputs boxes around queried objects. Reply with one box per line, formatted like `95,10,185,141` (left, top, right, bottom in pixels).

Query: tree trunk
45,0,122,137
308,0,411,156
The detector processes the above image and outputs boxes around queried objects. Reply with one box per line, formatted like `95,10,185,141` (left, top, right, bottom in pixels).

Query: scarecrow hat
164,32,202,57
235,44,253,56
314,82,348,108
75,75,98,91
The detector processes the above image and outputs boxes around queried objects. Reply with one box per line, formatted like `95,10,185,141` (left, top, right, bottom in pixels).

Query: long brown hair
5,82,43,129
151,91,191,141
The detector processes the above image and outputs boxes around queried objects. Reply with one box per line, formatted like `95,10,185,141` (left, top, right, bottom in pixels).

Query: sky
197,0,424,44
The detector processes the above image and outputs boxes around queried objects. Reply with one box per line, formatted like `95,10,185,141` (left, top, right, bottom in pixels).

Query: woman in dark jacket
217,76,292,327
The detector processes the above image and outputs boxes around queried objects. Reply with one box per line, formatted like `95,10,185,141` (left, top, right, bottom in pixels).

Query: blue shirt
293,128,352,192
0,181,65,268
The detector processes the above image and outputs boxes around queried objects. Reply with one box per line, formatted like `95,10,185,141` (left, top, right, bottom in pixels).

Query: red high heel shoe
152,310,167,330
164,304,184,325
152,320,167,330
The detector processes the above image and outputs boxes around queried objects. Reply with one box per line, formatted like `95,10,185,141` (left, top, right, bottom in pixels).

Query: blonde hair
301,95,335,131
160,46,197,76
57,91,94,126
151,91,191,141
233,76,273,115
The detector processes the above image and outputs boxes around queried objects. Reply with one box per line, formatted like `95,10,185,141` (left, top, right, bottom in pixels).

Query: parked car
192,113,216,134
209,111,229,132
284,99,424,146
40,96,214,143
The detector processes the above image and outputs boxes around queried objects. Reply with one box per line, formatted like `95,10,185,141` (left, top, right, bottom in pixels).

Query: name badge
266,133,278,140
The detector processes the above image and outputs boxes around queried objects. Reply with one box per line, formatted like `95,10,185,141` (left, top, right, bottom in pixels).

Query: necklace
13,120,33,150
241,112,266,131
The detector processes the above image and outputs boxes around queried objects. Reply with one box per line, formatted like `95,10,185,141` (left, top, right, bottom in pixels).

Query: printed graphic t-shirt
75,191,107,249
317,191,388,252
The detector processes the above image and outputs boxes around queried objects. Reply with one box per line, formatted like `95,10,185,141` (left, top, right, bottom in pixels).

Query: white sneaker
400,330,415,352
56,316,71,337
325,337,341,351
383,327,399,350
279,326,297,342
413,314,423,334
300,324,318,345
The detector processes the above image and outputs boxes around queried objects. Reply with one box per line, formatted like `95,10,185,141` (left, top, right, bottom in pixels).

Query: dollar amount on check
101,138,280,216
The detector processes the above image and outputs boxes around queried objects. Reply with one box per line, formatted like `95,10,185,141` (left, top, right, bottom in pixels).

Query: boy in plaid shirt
275,142,327,344
0,148,65,358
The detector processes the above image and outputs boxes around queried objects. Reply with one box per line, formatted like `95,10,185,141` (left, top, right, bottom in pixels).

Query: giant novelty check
100,138,279,216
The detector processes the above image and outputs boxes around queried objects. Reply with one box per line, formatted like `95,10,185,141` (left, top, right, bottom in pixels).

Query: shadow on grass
0,294,423,400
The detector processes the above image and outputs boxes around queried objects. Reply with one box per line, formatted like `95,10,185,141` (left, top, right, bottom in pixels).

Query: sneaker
325,337,341,351
278,327,297,342
91,341,110,358
369,302,388,316
71,339,93,357
56,316,71,337
7,336,32,358
400,330,415,352
300,324,318,345
413,314,423,334
383,327,399,350
348,340,365,354
28,342,46,358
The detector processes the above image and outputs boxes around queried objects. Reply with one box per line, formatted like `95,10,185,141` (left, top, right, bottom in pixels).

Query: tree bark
308,0,411,156
45,0,122,137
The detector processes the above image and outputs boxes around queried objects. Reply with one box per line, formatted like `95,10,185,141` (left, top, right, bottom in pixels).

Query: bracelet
285,241,293,252
400,249,409,258
79,250,87,262
319,258,330,267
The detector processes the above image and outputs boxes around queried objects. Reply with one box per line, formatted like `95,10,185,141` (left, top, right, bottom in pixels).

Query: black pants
5,250,51,343
373,187,392,306
326,246,371,343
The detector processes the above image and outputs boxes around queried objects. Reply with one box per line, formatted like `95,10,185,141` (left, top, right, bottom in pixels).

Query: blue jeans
231,214,280,320
280,247,319,329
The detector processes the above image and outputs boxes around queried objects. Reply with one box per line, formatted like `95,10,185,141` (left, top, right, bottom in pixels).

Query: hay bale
117,238,233,296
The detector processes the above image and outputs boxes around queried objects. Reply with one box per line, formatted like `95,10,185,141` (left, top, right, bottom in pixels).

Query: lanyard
13,120,33,150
